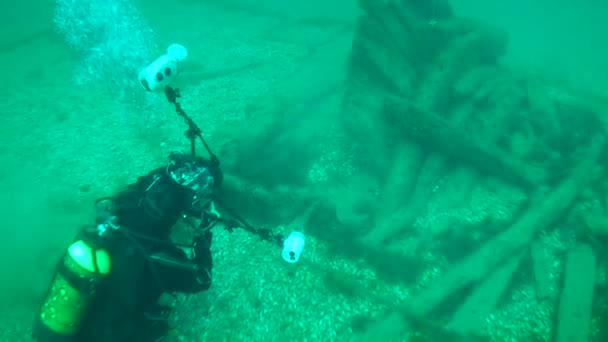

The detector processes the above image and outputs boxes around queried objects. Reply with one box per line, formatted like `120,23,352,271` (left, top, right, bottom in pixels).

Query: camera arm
163,85,283,247
164,85,220,166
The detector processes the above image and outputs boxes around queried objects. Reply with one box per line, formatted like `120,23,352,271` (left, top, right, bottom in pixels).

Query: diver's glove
193,229,212,258
199,211,219,231
199,201,221,231
192,228,213,288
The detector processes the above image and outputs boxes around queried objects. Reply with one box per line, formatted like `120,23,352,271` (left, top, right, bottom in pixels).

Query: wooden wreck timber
350,6,417,95
416,164,480,240
334,1,607,340
358,0,454,42
448,251,525,335
365,102,484,247
347,0,581,249
581,211,608,238
349,5,425,247
370,144,424,236
383,96,547,189
530,240,558,302
526,78,562,136
400,136,604,318
413,21,509,114
555,243,596,342
350,0,514,247
351,1,509,123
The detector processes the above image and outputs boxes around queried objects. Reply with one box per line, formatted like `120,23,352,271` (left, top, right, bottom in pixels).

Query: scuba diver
32,151,224,341
31,84,284,341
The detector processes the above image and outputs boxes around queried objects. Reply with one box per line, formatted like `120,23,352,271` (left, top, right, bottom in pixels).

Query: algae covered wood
347,3,424,247
383,96,546,188
555,243,596,342
448,251,525,335
364,20,506,245
349,14,416,95
401,136,603,318
368,102,481,246
363,143,424,247
530,240,557,302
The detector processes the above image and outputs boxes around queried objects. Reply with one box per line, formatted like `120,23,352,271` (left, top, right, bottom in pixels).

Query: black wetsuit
35,167,216,342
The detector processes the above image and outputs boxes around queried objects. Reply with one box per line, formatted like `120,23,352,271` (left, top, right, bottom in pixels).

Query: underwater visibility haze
1,0,608,341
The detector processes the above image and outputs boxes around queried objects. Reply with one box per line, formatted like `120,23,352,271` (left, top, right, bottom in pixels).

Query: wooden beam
383,96,547,188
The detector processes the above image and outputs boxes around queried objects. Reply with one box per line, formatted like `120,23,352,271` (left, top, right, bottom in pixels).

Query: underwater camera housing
138,43,188,92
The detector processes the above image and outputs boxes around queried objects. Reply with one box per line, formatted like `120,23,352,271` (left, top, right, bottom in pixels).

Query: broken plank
555,243,597,342
530,240,558,302
448,251,525,335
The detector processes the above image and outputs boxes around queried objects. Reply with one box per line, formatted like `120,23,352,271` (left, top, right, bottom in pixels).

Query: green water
1,1,607,341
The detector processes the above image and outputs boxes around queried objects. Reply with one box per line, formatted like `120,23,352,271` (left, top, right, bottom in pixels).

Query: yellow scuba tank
34,234,111,339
